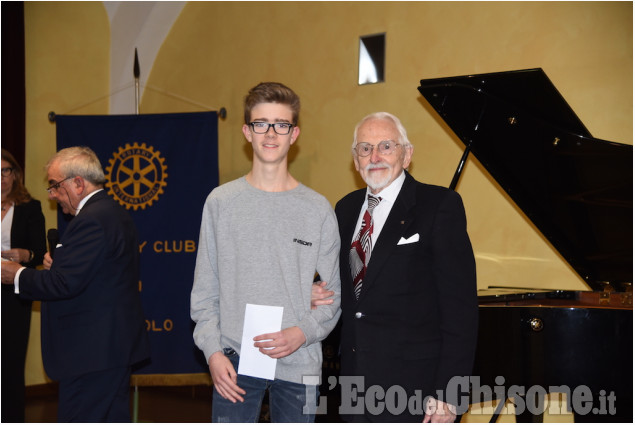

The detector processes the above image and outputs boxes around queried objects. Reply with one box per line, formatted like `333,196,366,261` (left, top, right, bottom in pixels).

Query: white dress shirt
1,203,15,252
351,170,406,249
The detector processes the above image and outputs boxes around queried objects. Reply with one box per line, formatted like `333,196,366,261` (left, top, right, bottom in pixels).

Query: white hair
352,112,413,152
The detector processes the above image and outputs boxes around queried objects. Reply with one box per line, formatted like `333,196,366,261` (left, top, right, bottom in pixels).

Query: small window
358,33,386,85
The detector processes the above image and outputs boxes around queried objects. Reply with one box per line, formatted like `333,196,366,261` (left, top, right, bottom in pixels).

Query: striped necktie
349,194,381,299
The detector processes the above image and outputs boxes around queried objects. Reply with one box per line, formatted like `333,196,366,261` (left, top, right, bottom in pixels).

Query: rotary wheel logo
105,142,168,210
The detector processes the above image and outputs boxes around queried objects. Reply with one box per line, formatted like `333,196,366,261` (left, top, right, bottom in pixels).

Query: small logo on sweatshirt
293,238,313,247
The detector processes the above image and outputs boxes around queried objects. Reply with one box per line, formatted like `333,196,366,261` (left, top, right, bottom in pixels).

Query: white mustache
362,162,393,192
364,162,389,171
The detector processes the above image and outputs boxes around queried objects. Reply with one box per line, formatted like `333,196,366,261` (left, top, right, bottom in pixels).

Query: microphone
47,229,59,259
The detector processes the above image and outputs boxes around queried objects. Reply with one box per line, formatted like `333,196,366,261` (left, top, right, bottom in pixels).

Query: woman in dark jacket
1,149,46,422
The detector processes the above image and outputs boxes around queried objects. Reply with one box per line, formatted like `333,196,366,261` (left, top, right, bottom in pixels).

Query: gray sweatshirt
191,177,341,384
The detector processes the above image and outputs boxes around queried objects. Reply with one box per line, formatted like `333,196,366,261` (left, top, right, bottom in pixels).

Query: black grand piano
418,69,632,422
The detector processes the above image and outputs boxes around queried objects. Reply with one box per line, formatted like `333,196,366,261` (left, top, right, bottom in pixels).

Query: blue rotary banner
56,112,218,375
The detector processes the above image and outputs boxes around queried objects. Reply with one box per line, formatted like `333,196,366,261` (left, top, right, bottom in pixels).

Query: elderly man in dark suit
314,112,478,422
1,146,150,422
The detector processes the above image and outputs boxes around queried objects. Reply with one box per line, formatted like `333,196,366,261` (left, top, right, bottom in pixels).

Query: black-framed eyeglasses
1,167,14,177
354,140,401,157
46,177,74,194
249,122,294,135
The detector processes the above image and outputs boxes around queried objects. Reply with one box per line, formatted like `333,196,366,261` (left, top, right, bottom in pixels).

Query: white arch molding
104,1,185,114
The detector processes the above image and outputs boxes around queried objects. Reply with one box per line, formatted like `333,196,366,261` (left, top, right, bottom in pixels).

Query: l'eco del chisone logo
105,142,168,210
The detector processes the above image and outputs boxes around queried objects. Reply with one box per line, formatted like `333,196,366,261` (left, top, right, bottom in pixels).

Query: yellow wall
144,1,633,291
24,1,110,386
23,1,632,386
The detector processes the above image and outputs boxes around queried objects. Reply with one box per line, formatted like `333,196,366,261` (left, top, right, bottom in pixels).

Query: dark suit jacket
19,190,150,381
2,198,46,340
1,199,46,422
9,199,47,268
335,171,478,422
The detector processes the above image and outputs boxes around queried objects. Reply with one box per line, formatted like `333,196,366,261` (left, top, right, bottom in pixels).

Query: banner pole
133,48,141,422
134,48,140,115
133,387,139,422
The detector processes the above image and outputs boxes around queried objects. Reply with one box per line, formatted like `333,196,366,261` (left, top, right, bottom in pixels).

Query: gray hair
352,112,413,151
46,146,106,186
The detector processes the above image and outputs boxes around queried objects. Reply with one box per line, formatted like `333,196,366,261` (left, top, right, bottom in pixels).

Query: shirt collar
75,189,103,215
366,170,406,204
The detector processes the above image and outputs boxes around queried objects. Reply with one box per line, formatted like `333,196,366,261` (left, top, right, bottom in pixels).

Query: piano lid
418,68,633,291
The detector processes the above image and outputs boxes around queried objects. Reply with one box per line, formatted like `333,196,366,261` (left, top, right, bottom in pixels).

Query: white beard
362,162,393,192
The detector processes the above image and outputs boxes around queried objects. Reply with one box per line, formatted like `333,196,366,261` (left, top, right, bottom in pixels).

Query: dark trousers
1,287,32,422
212,349,318,422
57,366,131,422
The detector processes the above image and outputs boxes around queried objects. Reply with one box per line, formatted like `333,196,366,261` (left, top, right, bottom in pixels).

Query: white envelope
237,303,284,380
397,233,419,245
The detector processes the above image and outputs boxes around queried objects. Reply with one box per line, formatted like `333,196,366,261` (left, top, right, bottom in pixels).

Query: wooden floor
25,384,343,422
25,385,214,422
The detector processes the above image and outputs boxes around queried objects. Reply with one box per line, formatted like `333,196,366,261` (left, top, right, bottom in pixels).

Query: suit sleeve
19,215,106,301
431,191,478,405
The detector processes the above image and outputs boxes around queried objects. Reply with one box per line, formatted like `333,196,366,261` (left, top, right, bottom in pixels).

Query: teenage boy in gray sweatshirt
191,82,341,422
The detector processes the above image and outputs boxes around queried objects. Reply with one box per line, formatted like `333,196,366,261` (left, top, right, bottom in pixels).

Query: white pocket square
56,243,63,248
397,233,419,245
